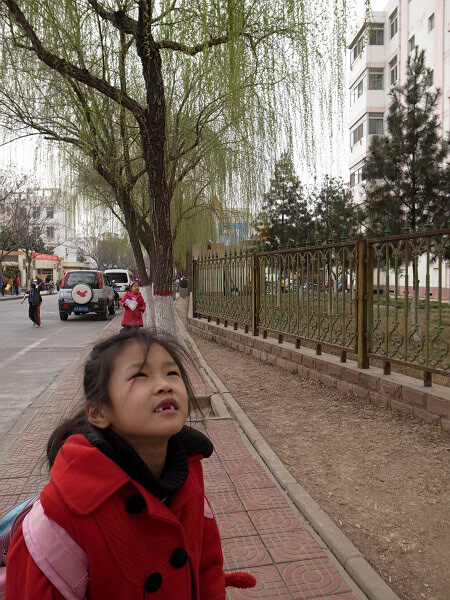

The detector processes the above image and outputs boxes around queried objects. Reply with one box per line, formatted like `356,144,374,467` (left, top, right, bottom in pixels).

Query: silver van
105,269,134,300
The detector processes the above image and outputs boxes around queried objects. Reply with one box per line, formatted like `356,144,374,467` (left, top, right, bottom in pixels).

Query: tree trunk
136,6,176,335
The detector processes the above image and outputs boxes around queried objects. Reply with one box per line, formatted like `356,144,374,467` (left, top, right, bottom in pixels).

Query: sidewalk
0,309,396,600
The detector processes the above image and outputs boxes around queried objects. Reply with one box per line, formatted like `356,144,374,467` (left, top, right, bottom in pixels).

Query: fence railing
192,228,450,386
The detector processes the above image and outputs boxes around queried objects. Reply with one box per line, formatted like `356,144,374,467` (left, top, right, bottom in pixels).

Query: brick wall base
188,316,450,432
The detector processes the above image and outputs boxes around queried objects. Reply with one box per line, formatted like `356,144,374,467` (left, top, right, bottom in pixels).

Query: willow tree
0,0,355,329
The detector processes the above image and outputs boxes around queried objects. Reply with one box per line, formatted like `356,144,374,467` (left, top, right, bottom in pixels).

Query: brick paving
1,311,365,600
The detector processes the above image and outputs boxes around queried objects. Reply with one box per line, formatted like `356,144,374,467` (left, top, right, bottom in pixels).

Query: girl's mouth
154,399,179,413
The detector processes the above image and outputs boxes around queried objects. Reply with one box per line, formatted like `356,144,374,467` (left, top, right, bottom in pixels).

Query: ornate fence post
192,256,197,318
357,239,370,368
251,250,260,336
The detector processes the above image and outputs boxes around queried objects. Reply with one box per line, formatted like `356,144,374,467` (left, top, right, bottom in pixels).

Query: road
0,294,120,438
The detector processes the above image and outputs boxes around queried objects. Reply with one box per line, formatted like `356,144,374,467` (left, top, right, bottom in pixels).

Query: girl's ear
86,404,111,429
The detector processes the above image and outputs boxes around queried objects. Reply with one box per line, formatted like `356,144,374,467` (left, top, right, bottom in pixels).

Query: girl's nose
155,376,172,393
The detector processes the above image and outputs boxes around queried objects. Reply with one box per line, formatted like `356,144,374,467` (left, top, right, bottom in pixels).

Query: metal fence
193,228,450,386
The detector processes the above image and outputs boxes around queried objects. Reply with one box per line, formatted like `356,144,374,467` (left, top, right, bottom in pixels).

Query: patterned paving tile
222,535,272,570
226,565,292,599
222,456,268,476
216,511,258,539
203,472,236,493
212,443,254,461
278,559,352,599
220,457,260,473
207,489,246,517
312,594,361,600
203,462,228,479
262,531,326,563
230,469,275,492
249,508,303,535
237,487,291,511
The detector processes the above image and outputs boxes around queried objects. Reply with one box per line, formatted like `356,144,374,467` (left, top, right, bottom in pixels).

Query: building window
350,163,366,187
351,78,364,104
351,122,364,147
369,113,384,135
352,36,364,63
31,207,40,219
428,13,434,32
389,56,398,86
46,207,54,219
46,226,54,239
390,8,398,39
427,69,434,87
368,68,384,90
409,35,416,54
369,24,384,45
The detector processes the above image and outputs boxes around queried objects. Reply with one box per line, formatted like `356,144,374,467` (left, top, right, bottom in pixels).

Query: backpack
0,496,255,599
0,496,88,600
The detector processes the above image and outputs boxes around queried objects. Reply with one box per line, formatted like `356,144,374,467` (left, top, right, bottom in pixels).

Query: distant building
347,0,449,198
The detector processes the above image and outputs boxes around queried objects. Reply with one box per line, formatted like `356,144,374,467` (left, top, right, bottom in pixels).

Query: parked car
58,270,115,321
104,269,134,301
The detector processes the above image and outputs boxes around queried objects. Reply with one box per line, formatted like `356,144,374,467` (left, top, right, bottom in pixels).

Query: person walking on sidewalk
120,280,146,330
5,328,227,599
0,276,5,296
20,283,42,327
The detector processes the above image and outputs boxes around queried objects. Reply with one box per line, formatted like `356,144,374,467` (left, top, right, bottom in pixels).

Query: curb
183,298,401,600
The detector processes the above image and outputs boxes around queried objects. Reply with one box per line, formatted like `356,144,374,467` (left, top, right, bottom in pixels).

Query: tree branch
2,0,145,122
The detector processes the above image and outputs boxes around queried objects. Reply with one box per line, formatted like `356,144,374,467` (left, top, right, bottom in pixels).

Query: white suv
58,270,115,321
104,269,134,300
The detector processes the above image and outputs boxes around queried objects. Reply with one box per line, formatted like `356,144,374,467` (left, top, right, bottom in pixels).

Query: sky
0,0,390,191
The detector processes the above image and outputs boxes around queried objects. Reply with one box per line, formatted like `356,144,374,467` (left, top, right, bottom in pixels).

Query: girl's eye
168,370,180,376
132,372,147,378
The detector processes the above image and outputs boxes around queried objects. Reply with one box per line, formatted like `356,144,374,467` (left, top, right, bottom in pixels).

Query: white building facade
347,0,449,299
348,0,449,195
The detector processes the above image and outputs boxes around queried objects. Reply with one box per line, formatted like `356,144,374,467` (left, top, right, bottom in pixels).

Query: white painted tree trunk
153,294,178,337
142,285,156,328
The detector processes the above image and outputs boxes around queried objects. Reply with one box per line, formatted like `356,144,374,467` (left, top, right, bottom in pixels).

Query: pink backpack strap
22,499,88,600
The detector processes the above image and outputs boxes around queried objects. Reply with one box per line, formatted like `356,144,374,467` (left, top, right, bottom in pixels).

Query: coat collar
51,434,205,517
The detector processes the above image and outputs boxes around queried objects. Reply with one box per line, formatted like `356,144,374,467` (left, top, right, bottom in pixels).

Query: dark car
58,270,115,321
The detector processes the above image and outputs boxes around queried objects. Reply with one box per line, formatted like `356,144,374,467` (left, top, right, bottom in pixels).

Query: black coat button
125,494,146,514
145,572,162,593
170,548,188,568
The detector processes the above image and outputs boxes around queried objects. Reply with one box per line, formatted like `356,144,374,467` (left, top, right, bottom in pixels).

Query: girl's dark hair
47,328,197,467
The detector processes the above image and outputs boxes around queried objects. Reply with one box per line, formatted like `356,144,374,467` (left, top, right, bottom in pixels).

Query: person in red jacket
120,280,146,329
5,329,227,599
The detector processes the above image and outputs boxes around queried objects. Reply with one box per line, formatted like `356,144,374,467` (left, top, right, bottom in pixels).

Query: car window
64,272,99,289
107,272,129,283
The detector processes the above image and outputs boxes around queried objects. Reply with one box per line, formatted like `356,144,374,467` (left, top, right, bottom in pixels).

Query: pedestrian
0,276,5,296
6,276,13,295
5,328,227,599
13,274,21,295
20,283,42,327
120,280,146,330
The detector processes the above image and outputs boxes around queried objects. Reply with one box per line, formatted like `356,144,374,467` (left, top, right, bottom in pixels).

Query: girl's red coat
120,290,146,326
6,435,225,599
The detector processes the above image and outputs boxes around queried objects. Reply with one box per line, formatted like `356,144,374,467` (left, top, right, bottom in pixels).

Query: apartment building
348,0,449,196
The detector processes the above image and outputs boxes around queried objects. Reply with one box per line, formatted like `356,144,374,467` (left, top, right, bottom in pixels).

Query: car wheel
59,312,69,321
99,308,108,320
108,301,115,315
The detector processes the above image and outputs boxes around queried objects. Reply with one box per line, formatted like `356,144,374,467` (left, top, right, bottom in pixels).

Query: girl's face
90,342,188,445
131,283,139,294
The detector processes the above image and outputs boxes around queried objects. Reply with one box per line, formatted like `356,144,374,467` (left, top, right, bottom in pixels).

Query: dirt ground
176,301,450,600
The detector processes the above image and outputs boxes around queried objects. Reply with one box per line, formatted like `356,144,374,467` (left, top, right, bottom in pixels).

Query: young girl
5,329,228,599
120,280,146,329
